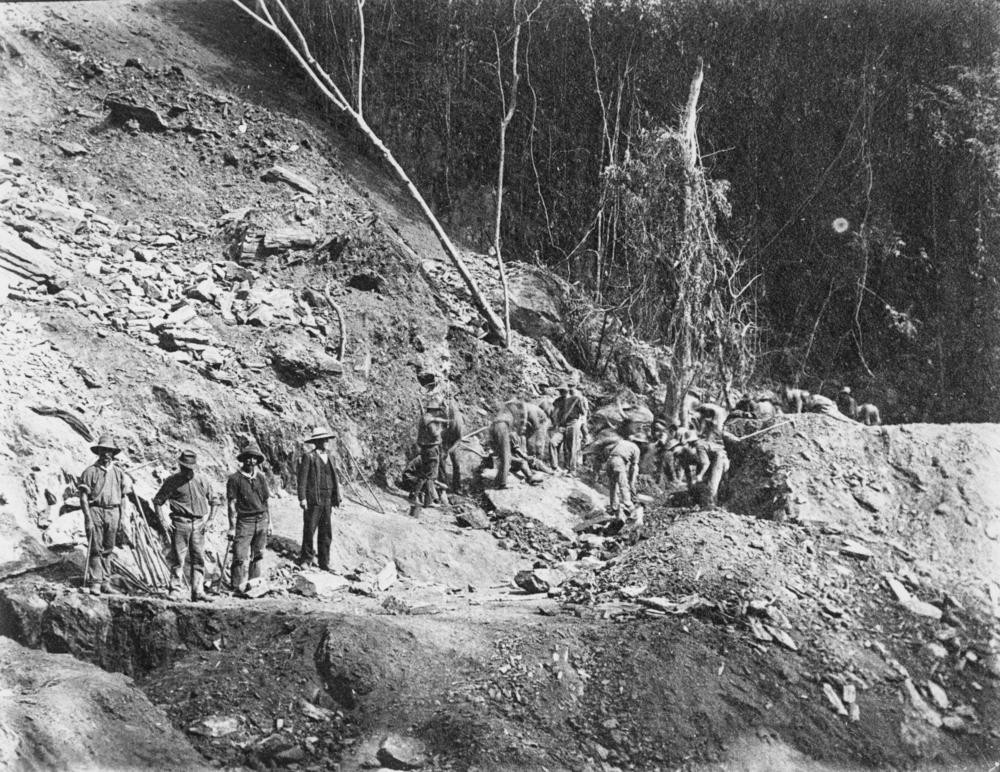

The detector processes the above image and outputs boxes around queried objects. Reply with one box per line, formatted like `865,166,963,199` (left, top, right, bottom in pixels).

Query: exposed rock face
505,265,564,339
0,636,210,771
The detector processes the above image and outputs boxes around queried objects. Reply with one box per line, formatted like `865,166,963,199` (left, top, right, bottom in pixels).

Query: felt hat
178,450,198,468
237,443,265,463
556,383,570,392
306,426,335,444
840,386,852,394
90,435,121,455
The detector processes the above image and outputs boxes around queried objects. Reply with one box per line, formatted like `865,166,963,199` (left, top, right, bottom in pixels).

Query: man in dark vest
296,426,342,570
77,434,132,595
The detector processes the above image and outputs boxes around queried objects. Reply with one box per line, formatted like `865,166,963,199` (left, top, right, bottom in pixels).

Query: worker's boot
89,583,102,595
100,582,122,596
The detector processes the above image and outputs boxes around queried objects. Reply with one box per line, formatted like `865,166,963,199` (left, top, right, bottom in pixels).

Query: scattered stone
200,346,224,367
188,715,239,737
161,303,197,327
263,226,317,252
926,642,948,659
84,258,102,278
186,278,219,303
296,697,335,722
942,715,967,732
245,304,274,327
926,680,949,710
104,97,169,131
57,141,87,157
377,734,428,770
376,560,398,592
822,683,848,716
217,206,252,224
903,678,942,727
842,684,857,704
261,165,319,196
766,625,799,651
840,540,873,560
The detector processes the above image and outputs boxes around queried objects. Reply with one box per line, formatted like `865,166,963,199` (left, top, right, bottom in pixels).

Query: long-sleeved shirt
78,462,132,508
153,472,217,520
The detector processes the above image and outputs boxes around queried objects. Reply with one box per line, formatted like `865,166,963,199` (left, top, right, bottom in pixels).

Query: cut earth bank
0,0,998,769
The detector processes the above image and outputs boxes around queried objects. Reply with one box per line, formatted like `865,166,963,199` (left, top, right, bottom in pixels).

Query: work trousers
699,452,730,507
411,444,441,506
168,518,206,597
87,505,120,587
301,494,333,569
231,512,268,591
606,456,634,515
490,420,512,488
551,419,584,471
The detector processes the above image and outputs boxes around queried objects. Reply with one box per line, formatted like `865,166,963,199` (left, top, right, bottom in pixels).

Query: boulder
104,97,170,132
270,341,343,385
484,474,607,540
378,734,429,770
515,567,567,594
505,265,564,339
188,715,239,738
291,572,349,599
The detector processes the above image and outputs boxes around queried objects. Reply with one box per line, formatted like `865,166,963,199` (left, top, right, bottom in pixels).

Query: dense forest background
279,0,1000,422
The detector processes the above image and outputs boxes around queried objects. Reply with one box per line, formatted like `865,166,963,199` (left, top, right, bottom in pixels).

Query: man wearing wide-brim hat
226,443,270,595
153,450,220,601
296,426,342,570
77,435,132,595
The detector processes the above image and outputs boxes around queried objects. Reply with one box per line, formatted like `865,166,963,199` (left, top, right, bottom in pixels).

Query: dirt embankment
0,3,999,772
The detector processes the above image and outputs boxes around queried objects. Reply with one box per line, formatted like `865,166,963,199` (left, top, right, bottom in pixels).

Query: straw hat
305,426,335,444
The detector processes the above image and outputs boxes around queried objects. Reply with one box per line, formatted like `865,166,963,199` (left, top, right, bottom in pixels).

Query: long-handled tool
82,521,97,589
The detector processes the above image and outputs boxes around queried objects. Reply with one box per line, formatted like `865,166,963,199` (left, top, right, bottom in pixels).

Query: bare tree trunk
230,0,507,343
491,0,541,348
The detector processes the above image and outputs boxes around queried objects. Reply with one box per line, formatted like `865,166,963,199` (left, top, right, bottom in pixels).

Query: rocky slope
0,2,998,771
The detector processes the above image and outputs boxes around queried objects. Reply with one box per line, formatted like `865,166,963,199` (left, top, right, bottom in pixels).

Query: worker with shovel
226,443,270,597
153,450,219,602
78,434,132,595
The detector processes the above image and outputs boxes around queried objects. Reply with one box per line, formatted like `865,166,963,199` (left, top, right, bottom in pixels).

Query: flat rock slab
484,474,608,540
0,637,209,771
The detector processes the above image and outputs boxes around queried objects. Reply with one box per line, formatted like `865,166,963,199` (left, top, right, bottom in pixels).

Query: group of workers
75,376,881,600
77,425,343,601
405,379,883,524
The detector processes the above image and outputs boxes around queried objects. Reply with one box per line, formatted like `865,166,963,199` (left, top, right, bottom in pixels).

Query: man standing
153,450,219,602
296,426,341,570
77,435,132,595
410,399,448,516
550,383,589,471
837,387,858,419
226,443,270,596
